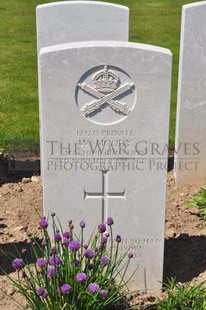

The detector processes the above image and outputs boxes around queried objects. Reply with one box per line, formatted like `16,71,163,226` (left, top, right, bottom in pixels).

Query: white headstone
39,41,172,291
36,1,129,53
174,2,206,185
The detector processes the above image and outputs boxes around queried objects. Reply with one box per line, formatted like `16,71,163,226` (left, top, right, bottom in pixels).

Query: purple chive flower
71,259,80,267
36,257,47,268
128,253,134,259
101,256,109,265
41,239,47,247
12,258,23,270
54,232,62,242
88,263,94,270
68,240,81,252
100,290,109,299
49,255,62,267
75,259,80,267
84,249,95,259
22,224,28,231
116,235,121,243
37,287,48,298
63,231,71,239
50,246,57,254
39,218,48,229
98,223,106,233
88,283,99,293
61,284,72,294
47,265,54,278
69,223,74,230
26,239,32,245
106,217,114,226
47,265,58,278
101,235,108,244
95,247,99,253
80,220,86,228
76,272,87,283
62,237,70,246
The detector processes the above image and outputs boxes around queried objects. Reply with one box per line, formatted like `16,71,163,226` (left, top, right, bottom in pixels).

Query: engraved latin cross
84,170,126,222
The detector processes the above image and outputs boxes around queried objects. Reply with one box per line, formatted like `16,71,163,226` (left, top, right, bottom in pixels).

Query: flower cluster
10,215,134,310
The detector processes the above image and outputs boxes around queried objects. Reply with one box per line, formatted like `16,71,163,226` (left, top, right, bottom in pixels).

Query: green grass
155,279,206,309
0,0,202,151
186,185,206,220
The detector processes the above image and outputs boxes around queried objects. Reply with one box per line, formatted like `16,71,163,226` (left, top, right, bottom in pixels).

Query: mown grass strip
0,0,201,151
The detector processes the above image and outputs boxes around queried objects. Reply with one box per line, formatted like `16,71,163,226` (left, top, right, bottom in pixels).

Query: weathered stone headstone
36,1,129,53
174,2,206,185
39,41,172,291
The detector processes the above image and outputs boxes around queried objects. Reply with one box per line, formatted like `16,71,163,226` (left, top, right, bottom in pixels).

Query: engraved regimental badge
76,65,136,125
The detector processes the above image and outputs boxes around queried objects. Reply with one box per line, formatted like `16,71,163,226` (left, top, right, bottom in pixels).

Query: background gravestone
36,0,129,178
39,41,172,291
174,1,206,185
36,1,129,53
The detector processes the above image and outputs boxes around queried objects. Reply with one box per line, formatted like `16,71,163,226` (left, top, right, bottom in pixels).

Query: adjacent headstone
39,41,172,291
174,2,206,185
36,1,129,53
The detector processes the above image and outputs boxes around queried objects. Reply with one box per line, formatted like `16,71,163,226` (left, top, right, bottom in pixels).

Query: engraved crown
92,65,120,93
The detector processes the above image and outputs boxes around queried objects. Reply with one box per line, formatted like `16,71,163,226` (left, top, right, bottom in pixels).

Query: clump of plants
155,279,206,310
7,214,135,310
186,186,206,219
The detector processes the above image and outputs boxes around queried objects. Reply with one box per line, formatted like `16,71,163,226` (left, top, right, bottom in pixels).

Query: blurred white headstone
36,1,129,53
174,2,206,185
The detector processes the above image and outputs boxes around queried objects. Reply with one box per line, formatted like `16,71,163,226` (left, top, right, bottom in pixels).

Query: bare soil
1,167,206,309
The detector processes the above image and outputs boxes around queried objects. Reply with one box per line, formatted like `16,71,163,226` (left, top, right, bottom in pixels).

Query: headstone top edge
36,1,129,12
183,1,206,11
39,41,172,57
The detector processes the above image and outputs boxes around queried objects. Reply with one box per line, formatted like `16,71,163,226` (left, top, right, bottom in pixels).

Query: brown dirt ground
1,166,206,309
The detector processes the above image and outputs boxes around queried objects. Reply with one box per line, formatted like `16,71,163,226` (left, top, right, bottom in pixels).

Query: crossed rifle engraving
78,82,134,116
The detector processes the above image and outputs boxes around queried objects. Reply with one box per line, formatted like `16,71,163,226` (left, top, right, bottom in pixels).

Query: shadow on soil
0,239,42,275
0,157,40,186
164,234,206,283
